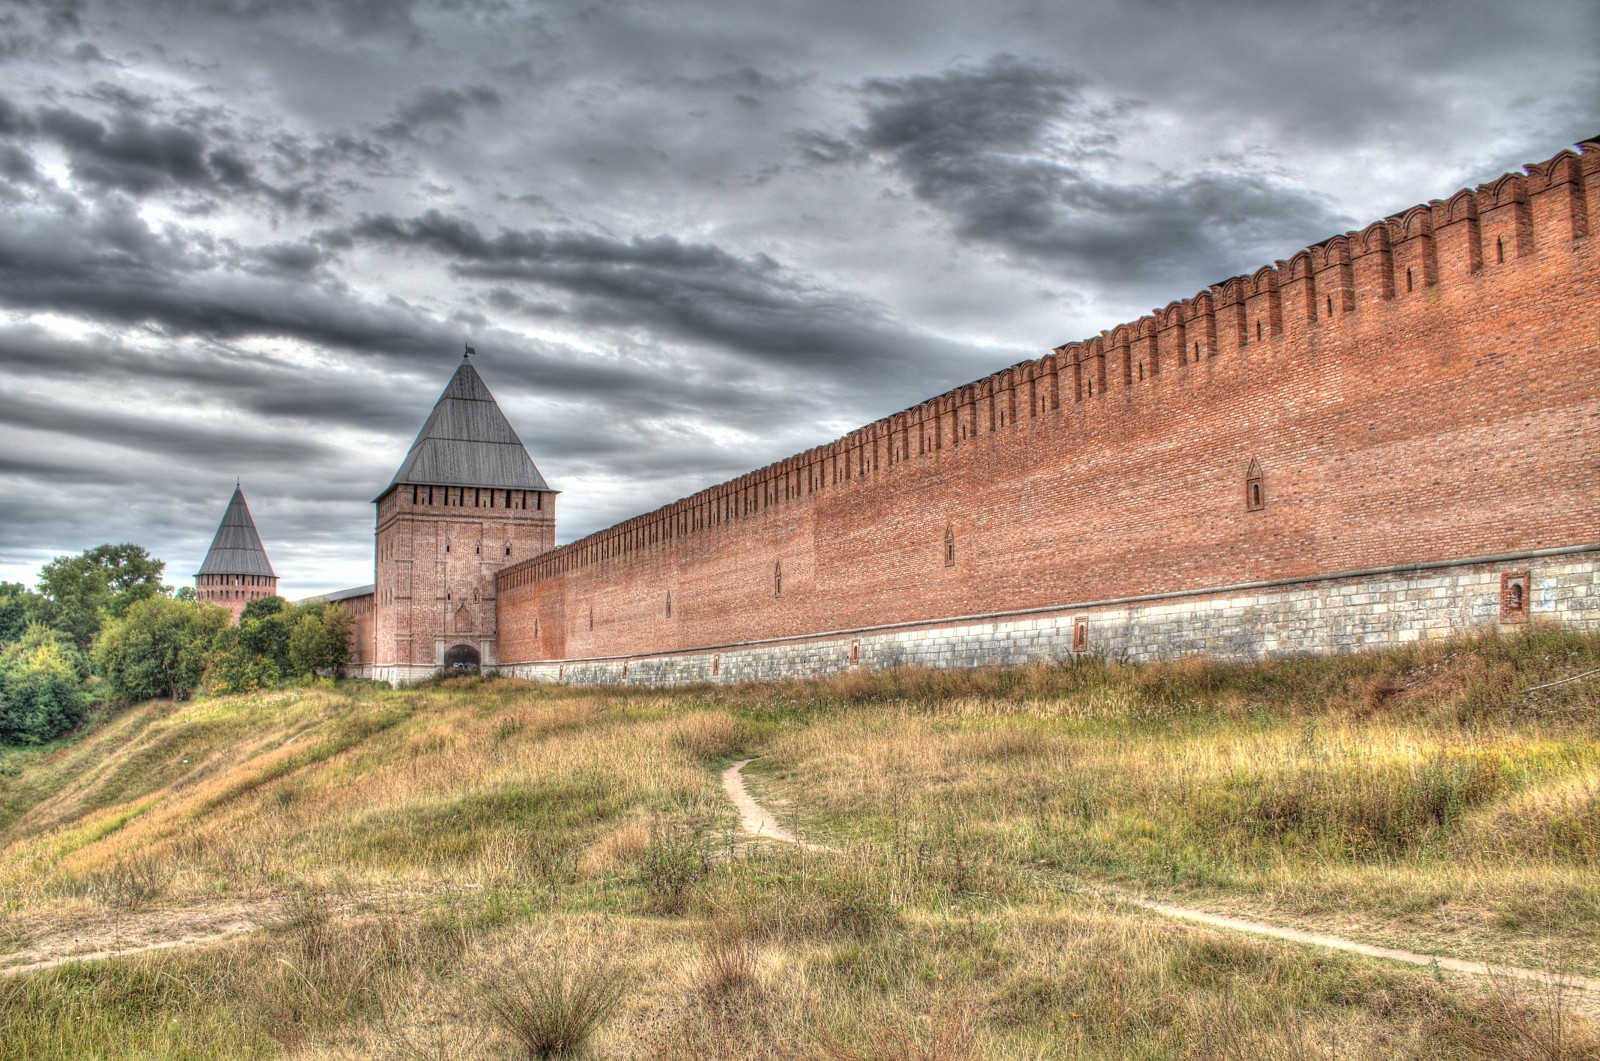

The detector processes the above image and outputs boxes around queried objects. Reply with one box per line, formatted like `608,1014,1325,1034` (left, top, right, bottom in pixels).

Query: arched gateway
443,643,480,673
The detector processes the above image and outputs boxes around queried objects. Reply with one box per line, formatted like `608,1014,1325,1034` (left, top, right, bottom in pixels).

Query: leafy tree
174,586,197,602
0,582,44,644
238,609,294,674
201,624,281,695
287,604,354,677
36,544,167,650
241,595,287,622
287,612,325,677
94,596,228,702
0,625,90,744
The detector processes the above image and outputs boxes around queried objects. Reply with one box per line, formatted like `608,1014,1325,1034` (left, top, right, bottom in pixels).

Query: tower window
1245,459,1265,511
774,561,783,598
1326,295,1333,317
1496,237,1505,264
1072,617,1089,653
944,525,956,567
665,591,672,618
505,545,511,556
1406,268,1413,293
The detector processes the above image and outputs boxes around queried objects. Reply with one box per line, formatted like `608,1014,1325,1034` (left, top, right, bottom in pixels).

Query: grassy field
1,626,1598,1059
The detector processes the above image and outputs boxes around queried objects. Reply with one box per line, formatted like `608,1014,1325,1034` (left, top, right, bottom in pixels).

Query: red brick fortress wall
495,142,1600,667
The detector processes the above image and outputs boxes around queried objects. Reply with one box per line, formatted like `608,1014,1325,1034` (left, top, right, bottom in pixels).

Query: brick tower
196,484,279,623
370,356,556,681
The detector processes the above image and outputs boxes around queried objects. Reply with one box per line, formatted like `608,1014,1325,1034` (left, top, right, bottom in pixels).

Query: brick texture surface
367,486,556,670
487,143,1599,671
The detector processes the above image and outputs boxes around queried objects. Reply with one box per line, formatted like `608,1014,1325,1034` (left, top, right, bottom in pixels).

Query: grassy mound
2,626,1596,1059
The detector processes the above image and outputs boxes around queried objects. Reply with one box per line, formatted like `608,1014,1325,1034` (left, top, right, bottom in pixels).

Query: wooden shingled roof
378,360,552,500
197,485,276,577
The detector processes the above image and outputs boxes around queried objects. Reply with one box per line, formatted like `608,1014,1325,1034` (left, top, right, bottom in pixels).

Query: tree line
0,544,352,745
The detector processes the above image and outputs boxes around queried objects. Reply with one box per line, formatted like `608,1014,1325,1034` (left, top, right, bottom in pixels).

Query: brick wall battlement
498,140,1600,605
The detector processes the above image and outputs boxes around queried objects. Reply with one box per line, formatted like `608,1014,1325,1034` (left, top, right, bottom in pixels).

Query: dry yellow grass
2,627,1598,1058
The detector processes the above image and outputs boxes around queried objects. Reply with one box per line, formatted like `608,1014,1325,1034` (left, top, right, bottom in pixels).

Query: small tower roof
197,485,276,577
379,360,552,500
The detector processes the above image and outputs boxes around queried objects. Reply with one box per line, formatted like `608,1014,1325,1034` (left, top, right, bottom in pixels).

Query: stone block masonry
499,548,1600,686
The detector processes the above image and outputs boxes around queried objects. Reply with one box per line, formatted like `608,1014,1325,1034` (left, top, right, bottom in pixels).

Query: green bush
94,596,229,702
0,625,90,744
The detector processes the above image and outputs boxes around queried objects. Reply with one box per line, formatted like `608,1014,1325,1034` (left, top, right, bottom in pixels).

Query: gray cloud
378,85,502,139
37,106,212,194
848,55,1351,292
333,210,995,385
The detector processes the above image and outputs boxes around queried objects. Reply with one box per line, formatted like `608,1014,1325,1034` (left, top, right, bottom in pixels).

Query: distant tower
196,485,279,623
371,358,556,681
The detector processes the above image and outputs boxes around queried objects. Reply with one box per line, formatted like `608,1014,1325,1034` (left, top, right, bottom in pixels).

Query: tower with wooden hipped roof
370,355,557,682
196,485,279,623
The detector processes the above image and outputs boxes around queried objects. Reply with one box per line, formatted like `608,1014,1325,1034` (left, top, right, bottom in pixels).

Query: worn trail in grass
725,758,1600,1003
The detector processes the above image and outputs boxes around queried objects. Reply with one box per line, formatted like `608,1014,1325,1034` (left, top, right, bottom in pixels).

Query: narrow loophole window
1496,237,1505,264
944,526,956,567
774,561,783,598
665,591,672,618
1406,268,1414,292
1326,296,1333,317
1245,459,1265,512
1072,617,1089,653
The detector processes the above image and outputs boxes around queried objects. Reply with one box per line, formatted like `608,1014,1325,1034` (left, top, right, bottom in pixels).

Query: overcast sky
1,0,1595,596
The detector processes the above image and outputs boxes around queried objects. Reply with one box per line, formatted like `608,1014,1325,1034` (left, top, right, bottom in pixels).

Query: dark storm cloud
0,195,877,461
334,210,984,379
849,55,1350,289
9,94,331,209
0,145,36,184
37,106,211,194
0,95,33,137
378,85,501,139
0,390,331,464
0,196,462,363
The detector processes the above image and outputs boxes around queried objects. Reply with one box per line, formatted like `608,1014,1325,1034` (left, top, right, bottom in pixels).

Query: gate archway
443,643,480,673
